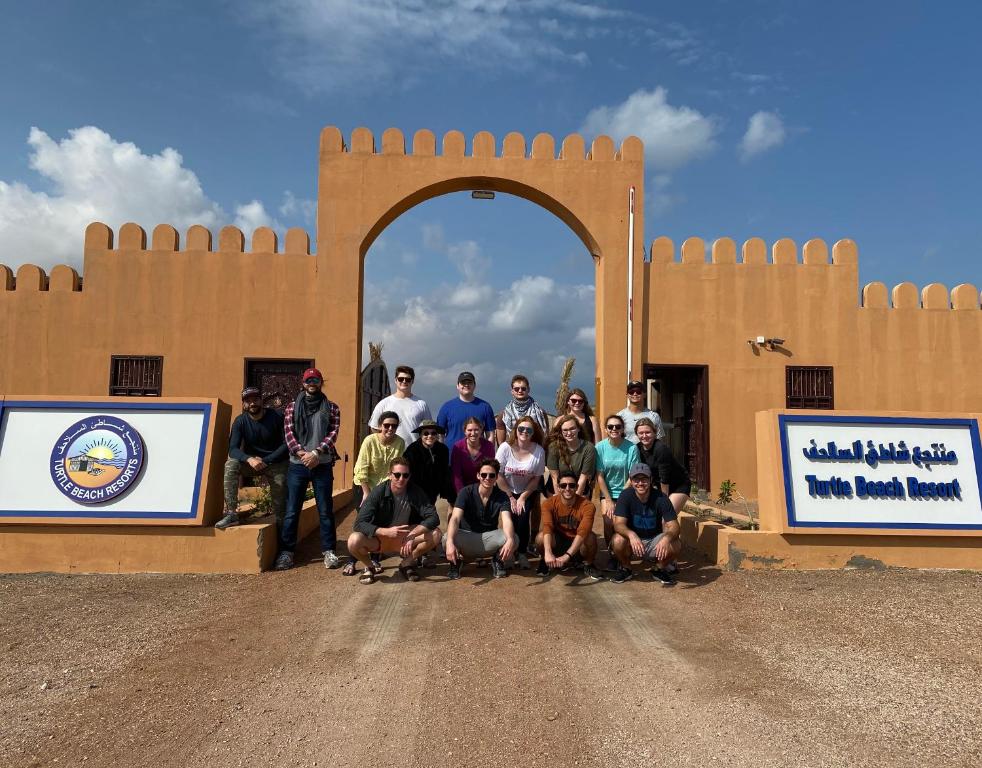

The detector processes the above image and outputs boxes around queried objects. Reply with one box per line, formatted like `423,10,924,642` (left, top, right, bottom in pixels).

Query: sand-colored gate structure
317,125,644,456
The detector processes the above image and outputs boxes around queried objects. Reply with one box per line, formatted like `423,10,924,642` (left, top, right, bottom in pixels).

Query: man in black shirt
610,463,681,585
216,387,289,529
346,458,442,583
443,458,517,579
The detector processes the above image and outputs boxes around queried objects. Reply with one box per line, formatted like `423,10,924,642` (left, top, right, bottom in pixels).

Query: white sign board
779,415,982,530
0,400,212,523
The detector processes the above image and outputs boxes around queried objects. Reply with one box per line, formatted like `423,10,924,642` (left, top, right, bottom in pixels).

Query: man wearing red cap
275,368,342,571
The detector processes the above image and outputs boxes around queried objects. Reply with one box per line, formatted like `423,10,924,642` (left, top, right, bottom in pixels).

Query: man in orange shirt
535,470,603,580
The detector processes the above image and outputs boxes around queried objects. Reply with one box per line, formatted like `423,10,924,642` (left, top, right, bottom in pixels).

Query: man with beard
275,368,342,571
216,386,289,529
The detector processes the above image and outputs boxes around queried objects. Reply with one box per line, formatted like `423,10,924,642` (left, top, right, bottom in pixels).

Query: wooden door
245,359,314,412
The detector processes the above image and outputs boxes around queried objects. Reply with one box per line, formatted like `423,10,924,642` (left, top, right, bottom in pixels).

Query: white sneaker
323,550,341,569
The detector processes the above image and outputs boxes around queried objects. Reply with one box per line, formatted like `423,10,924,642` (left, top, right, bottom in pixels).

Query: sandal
369,561,384,575
398,565,421,582
359,569,375,584
341,561,357,576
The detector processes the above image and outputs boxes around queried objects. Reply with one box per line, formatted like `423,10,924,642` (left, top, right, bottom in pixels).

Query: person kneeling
535,470,603,580
443,458,517,580
609,464,681,585
346,458,442,584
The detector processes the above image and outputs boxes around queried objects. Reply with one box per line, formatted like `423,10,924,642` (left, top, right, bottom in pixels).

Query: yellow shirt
353,434,406,487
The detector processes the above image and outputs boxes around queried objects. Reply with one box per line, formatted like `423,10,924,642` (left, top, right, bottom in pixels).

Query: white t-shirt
369,395,432,445
495,442,546,495
618,407,665,443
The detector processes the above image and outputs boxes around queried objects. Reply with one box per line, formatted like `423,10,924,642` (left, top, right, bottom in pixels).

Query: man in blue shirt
610,463,681,585
217,387,289,529
436,371,496,448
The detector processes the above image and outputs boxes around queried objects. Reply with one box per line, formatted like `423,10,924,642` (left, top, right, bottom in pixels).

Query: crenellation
502,132,525,158
951,283,980,310
284,227,310,255
84,222,113,252
218,226,245,253
712,237,737,264
531,133,555,159
186,225,213,251
320,126,345,155
588,135,615,161
832,239,858,265
618,136,643,162
351,127,375,154
862,281,889,308
472,131,495,158
772,238,796,265
412,129,436,156
151,224,179,251
743,237,767,264
16,264,47,291
49,265,80,292
442,130,465,157
251,227,278,253
119,223,147,250
649,236,673,264
921,282,949,309
0,264,14,290
681,237,705,264
560,134,585,160
892,282,919,309
802,238,829,265
381,127,405,155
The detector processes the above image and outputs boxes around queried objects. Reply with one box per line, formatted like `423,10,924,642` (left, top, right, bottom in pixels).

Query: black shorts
668,479,691,496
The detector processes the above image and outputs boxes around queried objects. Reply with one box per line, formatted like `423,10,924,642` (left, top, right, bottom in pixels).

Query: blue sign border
778,414,982,530
0,400,211,520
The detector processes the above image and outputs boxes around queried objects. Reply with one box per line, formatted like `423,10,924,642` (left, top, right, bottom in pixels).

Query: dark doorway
642,364,710,492
244,359,314,412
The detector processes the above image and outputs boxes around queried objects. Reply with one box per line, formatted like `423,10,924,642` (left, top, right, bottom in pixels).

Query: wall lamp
748,336,786,351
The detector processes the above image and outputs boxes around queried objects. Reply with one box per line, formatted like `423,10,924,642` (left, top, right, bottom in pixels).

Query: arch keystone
252,227,278,253
589,135,615,161
186,225,213,251
119,222,147,250
772,238,797,265
412,129,436,156
560,134,585,160
531,133,555,159
681,237,706,264
502,132,525,158
951,283,980,310
0,265,13,291
151,224,179,251
618,136,643,162
892,282,918,309
711,238,737,264
832,238,858,265
921,282,949,309
285,228,310,255
472,131,495,158
862,281,888,308
650,237,674,264
802,238,829,265
442,130,465,157
49,265,80,292
381,127,405,155
16,264,47,291
351,127,375,154
742,238,766,264
84,222,113,252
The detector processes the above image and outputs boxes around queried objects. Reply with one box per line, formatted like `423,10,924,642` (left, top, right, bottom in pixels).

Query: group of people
220,365,690,585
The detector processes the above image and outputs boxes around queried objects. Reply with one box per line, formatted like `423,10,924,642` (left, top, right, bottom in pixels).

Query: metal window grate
109,355,163,396
786,366,833,409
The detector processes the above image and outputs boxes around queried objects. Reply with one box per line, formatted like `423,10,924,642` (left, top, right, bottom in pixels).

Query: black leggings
511,491,541,553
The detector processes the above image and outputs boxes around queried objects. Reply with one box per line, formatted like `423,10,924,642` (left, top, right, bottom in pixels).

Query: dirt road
2,512,980,767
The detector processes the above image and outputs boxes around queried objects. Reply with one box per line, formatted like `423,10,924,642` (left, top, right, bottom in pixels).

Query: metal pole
627,186,635,382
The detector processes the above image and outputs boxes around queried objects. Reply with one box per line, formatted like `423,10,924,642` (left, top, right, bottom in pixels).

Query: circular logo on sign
49,416,145,504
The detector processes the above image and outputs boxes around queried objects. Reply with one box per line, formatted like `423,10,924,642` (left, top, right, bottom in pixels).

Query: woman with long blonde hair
495,415,546,569
546,414,597,497
562,388,600,444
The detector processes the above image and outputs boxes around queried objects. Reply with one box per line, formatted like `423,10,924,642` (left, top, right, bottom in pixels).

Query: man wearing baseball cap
618,380,665,445
609,463,681,585
275,368,343,571
436,371,496,450
216,387,289,530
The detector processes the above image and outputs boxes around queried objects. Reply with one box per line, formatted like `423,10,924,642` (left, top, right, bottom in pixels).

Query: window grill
786,366,833,409
109,355,163,396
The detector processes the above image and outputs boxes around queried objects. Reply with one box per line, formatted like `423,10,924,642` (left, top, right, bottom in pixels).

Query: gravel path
2,516,980,767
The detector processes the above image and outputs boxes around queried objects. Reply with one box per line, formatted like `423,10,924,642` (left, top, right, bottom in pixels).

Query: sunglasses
632,476,651,483
627,389,644,395
512,386,528,392
558,482,577,489
516,426,534,434
420,430,438,437
396,376,413,383
381,423,399,430
606,424,624,430
567,398,584,405
478,472,498,479
304,378,322,385
391,472,410,479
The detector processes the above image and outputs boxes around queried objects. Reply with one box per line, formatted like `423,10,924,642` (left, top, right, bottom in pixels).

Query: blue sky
2,1,981,412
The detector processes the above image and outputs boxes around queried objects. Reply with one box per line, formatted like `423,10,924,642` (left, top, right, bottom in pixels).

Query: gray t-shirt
618,407,665,443
290,407,329,464
392,492,412,525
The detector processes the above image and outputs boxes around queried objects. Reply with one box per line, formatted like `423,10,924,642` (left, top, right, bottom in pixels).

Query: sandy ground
2,506,981,768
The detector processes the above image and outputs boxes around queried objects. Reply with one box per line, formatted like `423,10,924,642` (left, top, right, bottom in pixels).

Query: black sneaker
665,562,679,575
603,555,620,572
447,562,462,580
610,566,633,584
491,556,508,579
535,559,549,576
650,568,676,586
583,564,605,581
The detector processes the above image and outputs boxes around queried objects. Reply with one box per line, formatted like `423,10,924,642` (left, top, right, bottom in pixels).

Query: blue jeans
279,462,335,554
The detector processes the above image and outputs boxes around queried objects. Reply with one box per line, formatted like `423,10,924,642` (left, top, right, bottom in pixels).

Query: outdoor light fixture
471,190,495,200
748,336,786,351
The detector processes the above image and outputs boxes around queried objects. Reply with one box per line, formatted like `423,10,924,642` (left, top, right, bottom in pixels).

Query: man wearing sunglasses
535,470,603,580
443,458,517,579
609,464,680,585
276,368,342,571
347,458,442,584
618,380,665,445
495,374,549,445
368,364,432,445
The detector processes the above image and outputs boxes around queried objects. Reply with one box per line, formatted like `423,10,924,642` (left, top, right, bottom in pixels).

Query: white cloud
739,111,786,161
580,87,718,172
575,326,595,345
0,126,283,269
279,191,316,224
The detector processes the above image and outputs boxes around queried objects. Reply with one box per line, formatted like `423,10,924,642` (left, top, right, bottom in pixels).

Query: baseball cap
302,367,323,382
241,386,261,399
627,379,644,391
629,463,652,479
457,371,476,384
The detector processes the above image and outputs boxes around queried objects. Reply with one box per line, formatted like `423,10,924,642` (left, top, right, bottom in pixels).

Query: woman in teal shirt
594,413,640,560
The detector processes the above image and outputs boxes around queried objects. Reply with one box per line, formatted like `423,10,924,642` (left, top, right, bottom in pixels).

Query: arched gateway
317,126,645,464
